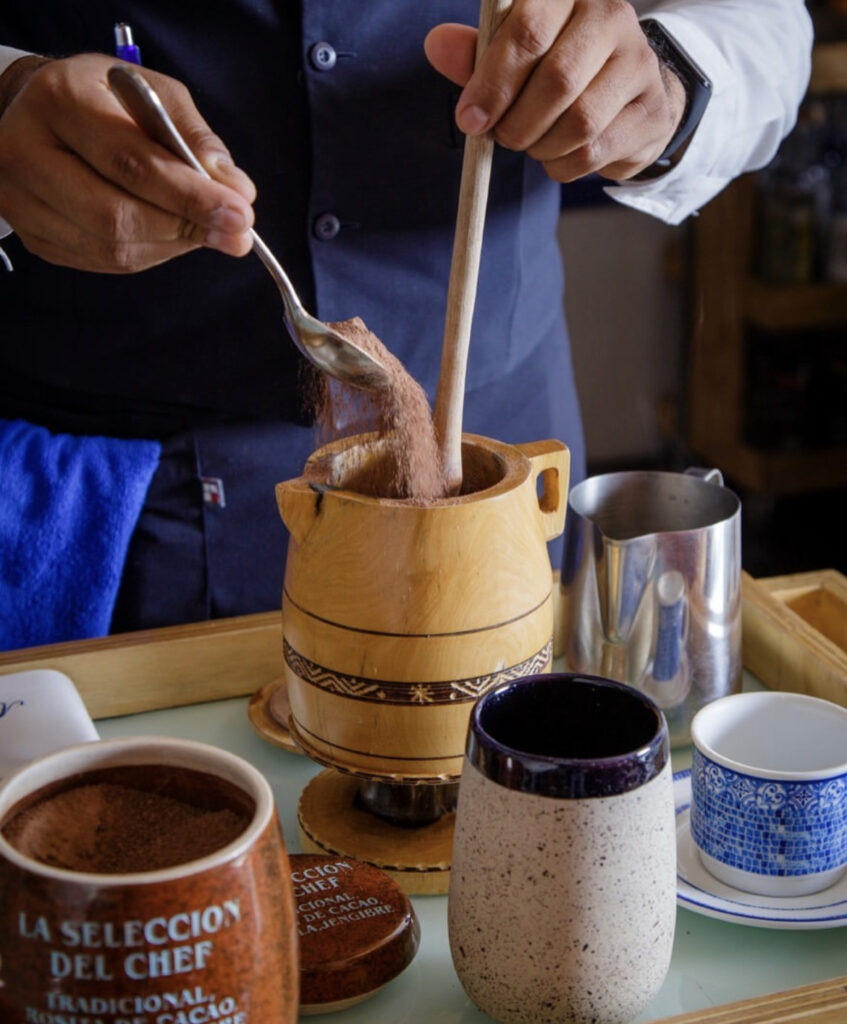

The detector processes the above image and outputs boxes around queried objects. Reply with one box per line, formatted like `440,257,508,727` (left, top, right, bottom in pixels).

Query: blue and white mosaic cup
690,691,847,896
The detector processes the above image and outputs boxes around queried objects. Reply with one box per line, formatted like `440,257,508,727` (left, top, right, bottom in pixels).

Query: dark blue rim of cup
466,674,669,799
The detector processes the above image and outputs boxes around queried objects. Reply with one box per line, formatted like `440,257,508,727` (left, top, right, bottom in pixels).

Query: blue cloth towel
0,419,161,651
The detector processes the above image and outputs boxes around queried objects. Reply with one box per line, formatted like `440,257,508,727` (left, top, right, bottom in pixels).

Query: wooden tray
5,566,844,722
0,611,283,720
653,975,847,1024
0,596,845,1022
742,569,847,708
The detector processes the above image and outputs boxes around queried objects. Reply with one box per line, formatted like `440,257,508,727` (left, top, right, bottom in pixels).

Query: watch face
640,18,712,92
640,18,713,165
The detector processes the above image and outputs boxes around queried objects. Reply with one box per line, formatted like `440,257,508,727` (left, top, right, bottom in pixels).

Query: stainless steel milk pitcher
559,468,742,745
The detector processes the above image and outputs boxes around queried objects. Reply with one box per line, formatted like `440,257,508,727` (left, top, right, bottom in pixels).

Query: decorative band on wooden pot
275,433,569,784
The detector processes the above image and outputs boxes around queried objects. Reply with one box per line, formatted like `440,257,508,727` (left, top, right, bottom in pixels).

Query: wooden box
741,569,847,708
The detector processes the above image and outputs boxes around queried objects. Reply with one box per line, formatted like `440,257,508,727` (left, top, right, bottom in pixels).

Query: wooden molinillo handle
433,0,513,494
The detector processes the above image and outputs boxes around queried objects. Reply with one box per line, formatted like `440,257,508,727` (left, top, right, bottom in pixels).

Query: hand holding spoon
107,64,389,392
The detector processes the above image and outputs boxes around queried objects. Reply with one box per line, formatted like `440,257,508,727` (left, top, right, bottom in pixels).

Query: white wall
557,203,687,466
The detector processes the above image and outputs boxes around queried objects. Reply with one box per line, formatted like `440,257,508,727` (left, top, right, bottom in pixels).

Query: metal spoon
107,64,389,391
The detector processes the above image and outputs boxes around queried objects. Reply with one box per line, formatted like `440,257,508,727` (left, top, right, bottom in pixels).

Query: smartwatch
636,18,713,178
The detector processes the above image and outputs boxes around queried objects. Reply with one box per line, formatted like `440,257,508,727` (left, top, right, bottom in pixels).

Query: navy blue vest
1,3,585,626
0,1,581,455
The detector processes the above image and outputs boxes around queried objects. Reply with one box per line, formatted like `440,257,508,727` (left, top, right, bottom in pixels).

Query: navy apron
0,2,585,630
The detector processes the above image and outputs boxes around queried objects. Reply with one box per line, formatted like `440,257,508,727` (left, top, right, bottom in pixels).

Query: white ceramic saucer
674,770,847,930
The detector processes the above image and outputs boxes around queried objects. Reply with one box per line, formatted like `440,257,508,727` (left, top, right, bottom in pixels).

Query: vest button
313,213,341,241
309,42,337,71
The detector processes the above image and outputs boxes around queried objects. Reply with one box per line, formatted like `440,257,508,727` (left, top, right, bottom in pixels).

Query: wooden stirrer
433,0,512,494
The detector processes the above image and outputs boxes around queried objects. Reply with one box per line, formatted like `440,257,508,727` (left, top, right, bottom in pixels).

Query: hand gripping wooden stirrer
433,0,513,494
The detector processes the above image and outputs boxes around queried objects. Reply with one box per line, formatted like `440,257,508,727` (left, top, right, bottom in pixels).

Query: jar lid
291,853,420,1014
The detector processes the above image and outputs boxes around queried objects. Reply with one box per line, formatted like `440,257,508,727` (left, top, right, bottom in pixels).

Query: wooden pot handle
433,0,513,495
516,440,570,542
275,479,320,545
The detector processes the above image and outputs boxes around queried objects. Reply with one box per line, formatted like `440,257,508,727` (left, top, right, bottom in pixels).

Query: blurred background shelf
697,442,847,496
561,8,846,580
743,279,847,330
808,40,847,93
687,35,847,502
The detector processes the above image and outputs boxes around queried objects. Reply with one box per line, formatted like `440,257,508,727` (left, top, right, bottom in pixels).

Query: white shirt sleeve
0,47,34,241
605,0,814,224
0,46,30,76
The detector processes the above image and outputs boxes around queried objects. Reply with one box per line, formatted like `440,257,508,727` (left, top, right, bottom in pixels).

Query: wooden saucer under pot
297,770,455,896
247,678,303,756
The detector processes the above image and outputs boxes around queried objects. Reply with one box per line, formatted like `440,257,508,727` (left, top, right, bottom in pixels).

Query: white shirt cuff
0,45,32,77
0,47,34,242
606,6,812,224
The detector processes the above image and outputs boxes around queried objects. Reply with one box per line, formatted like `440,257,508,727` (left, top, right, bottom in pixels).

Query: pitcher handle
515,440,570,542
684,466,724,487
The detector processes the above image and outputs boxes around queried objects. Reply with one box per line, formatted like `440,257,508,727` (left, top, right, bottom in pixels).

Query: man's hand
425,0,686,183
0,53,255,273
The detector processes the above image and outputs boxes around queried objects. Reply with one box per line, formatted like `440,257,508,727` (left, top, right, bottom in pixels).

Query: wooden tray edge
651,974,847,1024
0,610,284,720
755,568,846,600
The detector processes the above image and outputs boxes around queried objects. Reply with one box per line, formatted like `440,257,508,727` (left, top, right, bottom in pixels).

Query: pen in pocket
114,23,142,65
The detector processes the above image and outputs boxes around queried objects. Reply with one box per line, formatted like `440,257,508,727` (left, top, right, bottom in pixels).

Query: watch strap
634,19,713,179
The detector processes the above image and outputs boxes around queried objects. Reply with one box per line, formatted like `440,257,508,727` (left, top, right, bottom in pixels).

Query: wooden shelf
687,38,847,499
809,40,847,93
688,438,847,495
743,279,847,331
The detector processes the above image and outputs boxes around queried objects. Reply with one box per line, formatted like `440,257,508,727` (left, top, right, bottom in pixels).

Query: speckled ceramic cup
0,737,299,1023
448,674,676,1024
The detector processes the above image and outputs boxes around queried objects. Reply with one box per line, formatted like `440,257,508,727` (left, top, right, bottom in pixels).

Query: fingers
15,202,197,274
200,149,257,203
494,2,628,152
143,74,257,204
423,24,479,87
2,145,241,272
539,93,665,183
522,38,648,164
0,54,256,273
51,64,255,246
427,0,683,185
1,163,197,273
55,111,255,253
454,0,574,136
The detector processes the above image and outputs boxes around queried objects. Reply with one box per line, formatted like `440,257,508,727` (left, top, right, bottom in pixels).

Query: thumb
152,75,257,204
424,23,478,87
194,137,257,204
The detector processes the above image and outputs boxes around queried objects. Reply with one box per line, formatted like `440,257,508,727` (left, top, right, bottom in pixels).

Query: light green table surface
97,672,847,1023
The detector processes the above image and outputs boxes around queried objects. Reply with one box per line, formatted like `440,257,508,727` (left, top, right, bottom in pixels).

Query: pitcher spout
594,530,658,646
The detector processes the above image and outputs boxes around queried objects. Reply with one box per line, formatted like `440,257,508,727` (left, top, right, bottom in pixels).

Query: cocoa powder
316,317,447,501
2,772,251,874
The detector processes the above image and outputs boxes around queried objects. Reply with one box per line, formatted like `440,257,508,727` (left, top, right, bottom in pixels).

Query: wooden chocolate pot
276,432,569,893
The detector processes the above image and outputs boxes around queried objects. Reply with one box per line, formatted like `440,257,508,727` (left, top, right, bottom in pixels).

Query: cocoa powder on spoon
314,317,447,502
